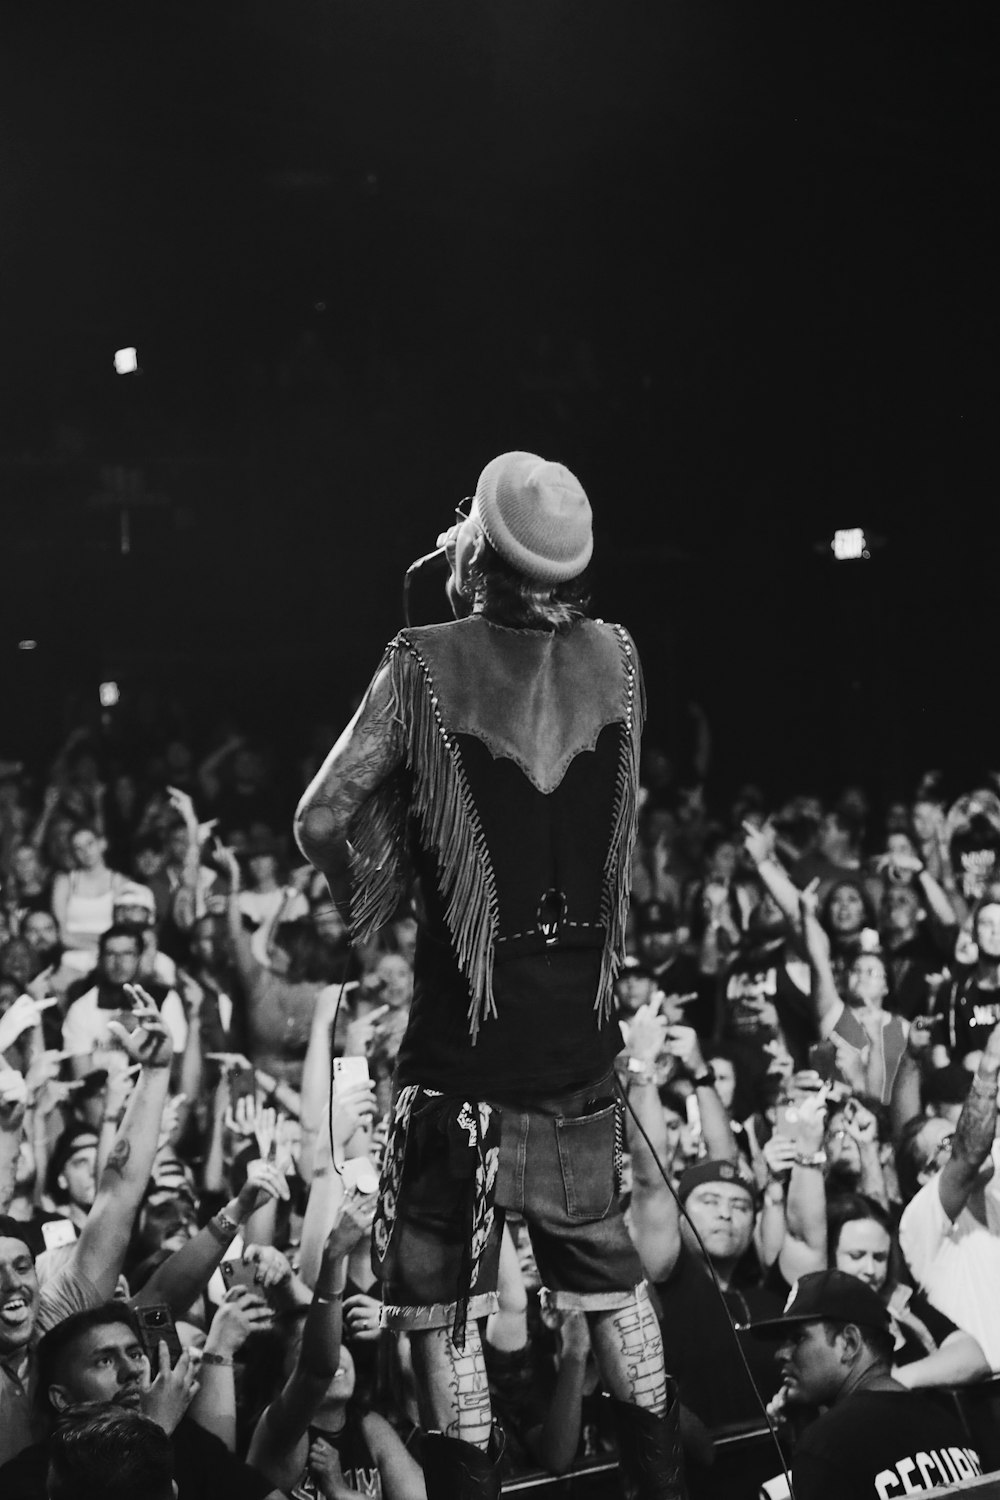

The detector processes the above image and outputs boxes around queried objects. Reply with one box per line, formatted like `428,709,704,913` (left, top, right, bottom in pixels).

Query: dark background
1,1,995,800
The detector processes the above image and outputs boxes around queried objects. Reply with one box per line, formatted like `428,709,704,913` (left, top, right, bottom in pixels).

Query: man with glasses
898,1021,1000,1369
297,452,680,1498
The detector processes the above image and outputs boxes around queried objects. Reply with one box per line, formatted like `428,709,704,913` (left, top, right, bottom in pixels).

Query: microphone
403,545,453,627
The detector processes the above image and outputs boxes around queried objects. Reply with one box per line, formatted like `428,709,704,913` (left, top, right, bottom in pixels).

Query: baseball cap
677,1157,757,1204
617,955,654,982
749,1269,891,1340
113,882,157,916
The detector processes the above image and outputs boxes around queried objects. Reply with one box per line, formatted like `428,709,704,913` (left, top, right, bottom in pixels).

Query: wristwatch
793,1150,828,1169
691,1067,716,1089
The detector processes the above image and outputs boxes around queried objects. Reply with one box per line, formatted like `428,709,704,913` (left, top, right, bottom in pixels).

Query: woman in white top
51,823,129,970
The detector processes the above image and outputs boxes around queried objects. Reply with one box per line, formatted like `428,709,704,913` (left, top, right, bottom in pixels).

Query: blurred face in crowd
312,1346,357,1426
885,831,919,868
98,934,141,988
707,1055,736,1111
11,844,45,888
881,885,920,940
0,1236,39,1355
0,938,35,987
48,815,75,870
59,1136,98,1211
975,903,1000,961
707,841,738,884
750,889,786,940
911,800,942,844
23,910,59,954
375,953,413,1010
683,1182,755,1264
233,748,264,789
71,829,107,872
134,844,165,882
848,953,889,1010
247,852,278,888
827,884,866,937
639,922,684,968
392,916,418,965
615,969,655,1016
49,1321,150,1413
166,826,190,865
165,740,193,776
834,1219,891,1292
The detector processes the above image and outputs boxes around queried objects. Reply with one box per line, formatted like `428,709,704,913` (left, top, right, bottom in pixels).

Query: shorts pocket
555,1103,618,1221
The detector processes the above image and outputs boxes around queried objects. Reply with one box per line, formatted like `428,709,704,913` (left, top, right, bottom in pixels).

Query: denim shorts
377,1072,644,1334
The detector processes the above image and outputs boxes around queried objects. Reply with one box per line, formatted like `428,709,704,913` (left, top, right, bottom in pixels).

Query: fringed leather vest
349,614,644,1094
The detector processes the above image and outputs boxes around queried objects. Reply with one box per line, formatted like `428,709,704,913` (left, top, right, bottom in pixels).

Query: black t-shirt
935,969,1000,1061
788,1390,982,1499
0,1416,273,1500
652,1244,783,1429
290,1408,380,1498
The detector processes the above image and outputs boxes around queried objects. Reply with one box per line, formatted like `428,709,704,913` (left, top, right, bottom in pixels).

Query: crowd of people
2,708,1000,1498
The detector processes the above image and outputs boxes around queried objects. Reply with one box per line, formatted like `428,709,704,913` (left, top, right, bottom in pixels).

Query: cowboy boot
611,1381,686,1500
421,1425,506,1500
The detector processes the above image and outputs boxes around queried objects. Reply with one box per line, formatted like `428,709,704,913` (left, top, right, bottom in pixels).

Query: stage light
99,680,120,707
831,527,870,561
114,347,139,374
18,639,38,651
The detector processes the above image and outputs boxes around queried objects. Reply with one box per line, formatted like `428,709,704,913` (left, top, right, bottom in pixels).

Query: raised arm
248,1195,374,1476
294,663,404,923
72,989,173,1297
938,1022,1000,1222
622,1002,682,1284
215,842,261,992
777,1094,829,1285
663,1024,739,1162
133,1161,288,1317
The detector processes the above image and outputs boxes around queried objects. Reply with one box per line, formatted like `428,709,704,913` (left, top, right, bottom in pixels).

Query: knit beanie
472,451,593,584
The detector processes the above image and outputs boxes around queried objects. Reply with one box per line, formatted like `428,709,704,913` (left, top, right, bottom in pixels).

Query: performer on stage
295,451,681,1499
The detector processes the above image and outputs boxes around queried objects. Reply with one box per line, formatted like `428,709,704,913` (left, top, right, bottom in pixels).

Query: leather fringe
354,633,501,1043
596,626,646,1024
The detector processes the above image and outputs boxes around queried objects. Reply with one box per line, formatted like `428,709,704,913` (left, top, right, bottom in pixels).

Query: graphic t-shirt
788,1390,981,1499
292,1411,381,1499
935,969,1000,1061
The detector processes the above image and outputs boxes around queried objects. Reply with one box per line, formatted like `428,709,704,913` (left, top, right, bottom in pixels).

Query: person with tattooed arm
899,1018,1000,1370
0,986,175,1466
296,453,680,1499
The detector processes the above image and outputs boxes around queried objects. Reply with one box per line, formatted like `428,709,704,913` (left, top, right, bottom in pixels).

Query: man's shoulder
0,1439,47,1498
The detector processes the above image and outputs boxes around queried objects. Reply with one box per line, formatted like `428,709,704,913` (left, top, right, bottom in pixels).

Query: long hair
466,536,590,631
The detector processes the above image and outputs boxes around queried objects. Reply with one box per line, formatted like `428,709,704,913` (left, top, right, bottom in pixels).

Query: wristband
201,1351,233,1367
793,1150,827,1169
690,1067,716,1089
315,1281,347,1303
764,1183,786,1205
208,1211,240,1244
627,1058,656,1086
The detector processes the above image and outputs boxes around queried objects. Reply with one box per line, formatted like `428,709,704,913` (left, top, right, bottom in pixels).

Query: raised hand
0,1066,28,1130
326,1182,377,1258
242,1156,291,1205
0,994,55,1053
343,1004,390,1059
329,1079,378,1152
621,998,668,1066
107,987,173,1069
343,1291,384,1342
143,1342,200,1434
742,819,776,868
762,1132,798,1180
206,1286,274,1355
308,1436,344,1500
241,1243,293,1290
663,1023,706,1077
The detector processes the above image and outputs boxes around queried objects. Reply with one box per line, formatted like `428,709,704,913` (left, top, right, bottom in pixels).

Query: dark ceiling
1,1,996,791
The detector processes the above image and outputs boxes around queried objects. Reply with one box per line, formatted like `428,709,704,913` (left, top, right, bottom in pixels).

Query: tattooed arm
939,1021,1000,1222
295,662,404,924
72,993,174,1297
